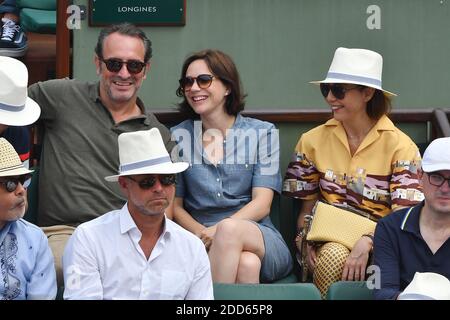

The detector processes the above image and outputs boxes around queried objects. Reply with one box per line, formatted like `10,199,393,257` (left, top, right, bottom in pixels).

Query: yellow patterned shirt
282,115,423,220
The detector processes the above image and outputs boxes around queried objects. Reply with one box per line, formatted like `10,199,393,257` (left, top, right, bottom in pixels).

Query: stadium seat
18,0,56,33
325,281,373,300
213,283,321,300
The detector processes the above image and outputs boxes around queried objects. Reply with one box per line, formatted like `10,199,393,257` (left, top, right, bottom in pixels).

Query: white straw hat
0,56,41,126
0,138,34,177
422,137,450,172
310,47,397,96
398,272,450,300
105,128,188,182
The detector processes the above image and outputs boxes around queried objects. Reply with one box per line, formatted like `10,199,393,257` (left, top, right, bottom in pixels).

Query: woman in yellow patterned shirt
283,47,423,297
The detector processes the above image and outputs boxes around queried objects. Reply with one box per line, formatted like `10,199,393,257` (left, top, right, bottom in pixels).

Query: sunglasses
0,175,32,193
127,174,176,189
179,74,215,92
320,83,360,100
427,173,450,188
100,58,147,74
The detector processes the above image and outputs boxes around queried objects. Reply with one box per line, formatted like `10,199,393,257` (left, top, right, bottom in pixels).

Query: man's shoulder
15,219,47,240
378,205,417,227
75,210,121,233
29,78,94,94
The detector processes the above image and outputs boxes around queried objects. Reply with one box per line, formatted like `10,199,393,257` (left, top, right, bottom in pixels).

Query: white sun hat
422,137,450,173
0,56,41,126
398,272,450,300
310,47,397,96
105,128,189,182
0,138,34,177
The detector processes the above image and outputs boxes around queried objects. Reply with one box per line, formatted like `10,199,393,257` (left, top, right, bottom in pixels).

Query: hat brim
310,79,397,97
0,97,41,126
105,162,189,182
0,167,34,177
421,164,450,173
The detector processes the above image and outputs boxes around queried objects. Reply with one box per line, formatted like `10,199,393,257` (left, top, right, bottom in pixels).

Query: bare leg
208,219,265,283
236,251,261,283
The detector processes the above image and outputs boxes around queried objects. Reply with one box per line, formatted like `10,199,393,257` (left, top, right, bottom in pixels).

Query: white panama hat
398,272,450,300
0,56,41,126
310,47,397,96
105,128,189,182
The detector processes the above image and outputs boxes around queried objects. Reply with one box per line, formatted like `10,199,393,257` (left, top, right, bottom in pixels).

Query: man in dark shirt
373,137,450,300
28,23,175,287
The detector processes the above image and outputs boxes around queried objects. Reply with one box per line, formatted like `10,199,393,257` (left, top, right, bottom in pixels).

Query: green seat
17,0,56,10
18,0,56,34
20,8,56,34
326,281,373,300
213,283,321,300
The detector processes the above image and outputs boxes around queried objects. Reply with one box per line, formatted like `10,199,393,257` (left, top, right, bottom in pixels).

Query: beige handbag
306,201,376,250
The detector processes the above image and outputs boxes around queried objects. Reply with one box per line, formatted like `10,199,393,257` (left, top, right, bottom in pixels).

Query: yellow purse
306,201,376,250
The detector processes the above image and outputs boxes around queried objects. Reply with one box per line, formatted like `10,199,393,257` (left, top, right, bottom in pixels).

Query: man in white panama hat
374,137,450,300
0,138,56,300
62,128,213,300
0,56,40,169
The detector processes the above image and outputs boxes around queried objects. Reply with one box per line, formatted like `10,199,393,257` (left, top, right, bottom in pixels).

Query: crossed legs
208,218,265,283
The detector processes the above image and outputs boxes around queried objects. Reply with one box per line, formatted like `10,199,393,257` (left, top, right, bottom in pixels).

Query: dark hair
95,23,152,62
176,49,246,119
366,89,392,120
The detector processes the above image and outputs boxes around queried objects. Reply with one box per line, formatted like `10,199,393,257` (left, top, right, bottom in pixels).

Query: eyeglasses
0,175,32,193
100,58,147,74
179,74,215,92
127,174,176,189
320,83,360,100
427,173,450,188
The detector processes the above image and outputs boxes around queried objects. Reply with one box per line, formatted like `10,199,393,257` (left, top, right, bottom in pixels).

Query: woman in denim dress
171,49,292,283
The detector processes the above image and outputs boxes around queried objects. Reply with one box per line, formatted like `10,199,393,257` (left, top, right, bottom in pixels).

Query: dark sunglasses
0,175,32,193
320,83,360,100
100,58,147,74
427,173,450,188
127,174,176,189
179,74,215,92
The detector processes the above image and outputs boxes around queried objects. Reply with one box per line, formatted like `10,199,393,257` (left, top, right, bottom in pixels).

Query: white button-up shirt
62,204,213,300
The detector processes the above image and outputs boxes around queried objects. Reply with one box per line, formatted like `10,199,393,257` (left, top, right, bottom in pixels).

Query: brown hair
95,23,152,63
176,49,246,119
366,89,392,120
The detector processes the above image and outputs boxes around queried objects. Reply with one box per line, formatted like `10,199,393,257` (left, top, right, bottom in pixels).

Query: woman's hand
341,236,373,281
199,225,217,251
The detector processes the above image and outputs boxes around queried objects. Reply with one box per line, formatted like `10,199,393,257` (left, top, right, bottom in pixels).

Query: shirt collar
324,114,396,131
0,221,15,246
400,201,424,237
325,115,396,154
119,203,172,240
90,81,147,120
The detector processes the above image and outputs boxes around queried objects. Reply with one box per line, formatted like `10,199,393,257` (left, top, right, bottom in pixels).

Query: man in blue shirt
373,137,450,300
0,138,56,299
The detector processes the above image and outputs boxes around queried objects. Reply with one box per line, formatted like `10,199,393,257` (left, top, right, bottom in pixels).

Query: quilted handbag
306,201,376,250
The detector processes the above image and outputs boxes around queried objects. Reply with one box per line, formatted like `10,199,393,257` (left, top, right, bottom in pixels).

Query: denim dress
171,114,293,282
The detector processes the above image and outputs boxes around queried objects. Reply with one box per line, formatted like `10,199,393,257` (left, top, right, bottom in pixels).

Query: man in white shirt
62,128,213,300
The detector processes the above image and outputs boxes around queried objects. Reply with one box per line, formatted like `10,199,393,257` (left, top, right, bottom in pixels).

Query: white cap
422,137,450,172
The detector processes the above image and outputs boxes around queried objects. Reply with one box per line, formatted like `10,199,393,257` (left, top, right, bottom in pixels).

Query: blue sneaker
0,18,27,57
